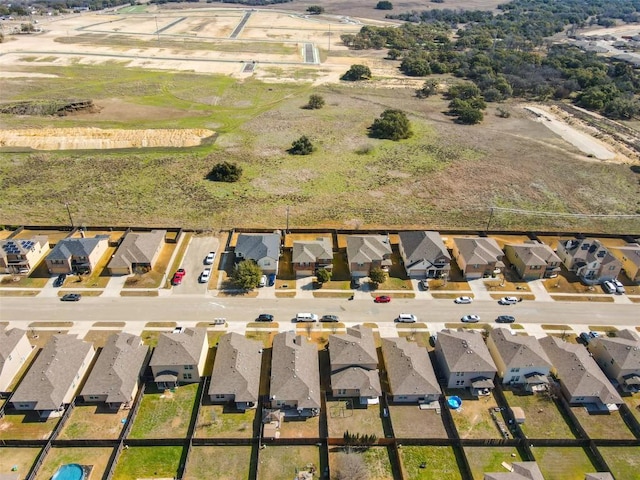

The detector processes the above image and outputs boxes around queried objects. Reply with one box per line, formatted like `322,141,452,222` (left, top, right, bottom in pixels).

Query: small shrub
207,161,242,182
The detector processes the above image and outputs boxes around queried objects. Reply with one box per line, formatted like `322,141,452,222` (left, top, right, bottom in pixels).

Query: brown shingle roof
209,333,262,404
437,330,497,374
381,337,441,398
489,329,552,371
149,328,206,369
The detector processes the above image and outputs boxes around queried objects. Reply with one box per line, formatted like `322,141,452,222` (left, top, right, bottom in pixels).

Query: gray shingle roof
209,333,262,404
270,332,320,409
108,230,166,270
292,237,333,264
613,243,640,268
559,238,621,270
346,235,392,265
331,367,382,396
437,330,497,374
329,325,378,370
46,235,109,260
540,336,623,405
0,327,28,374
483,461,545,480
11,335,93,410
453,237,504,266
381,337,441,398
80,333,148,404
505,242,561,267
489,329,552,371
398,231,451,268
235,233,280,262
591,329,640,371
149,328,207,369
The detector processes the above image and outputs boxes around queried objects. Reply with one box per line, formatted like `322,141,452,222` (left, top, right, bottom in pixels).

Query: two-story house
45,234,110,275
234,233,281,275
292,237,333,276
0,236,50,275
556,238,622,284
398,231,451,279
587,329,640,393
451,237,505,280
504,241,562,280
149,328,208,389
346,235,392,279
0,328,33,393
107,229,166,275
611,243,640,284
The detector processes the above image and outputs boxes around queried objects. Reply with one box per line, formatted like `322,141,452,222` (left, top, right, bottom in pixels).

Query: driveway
172,235,219,295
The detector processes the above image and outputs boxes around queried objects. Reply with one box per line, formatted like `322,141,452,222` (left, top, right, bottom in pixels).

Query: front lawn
195,404,256,438
257,445,320,480
112,446,183,480
501,390,575,439
35,447,113,480
184,446,252,480
57,404,126,440
464,446,523,479
400,446,463,480
531,446,596,480
128,383,199,439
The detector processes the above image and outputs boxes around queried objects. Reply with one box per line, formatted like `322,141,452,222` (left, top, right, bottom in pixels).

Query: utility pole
485,207,494,233
154,16,160,42
65,202,74,228
286,206,290,233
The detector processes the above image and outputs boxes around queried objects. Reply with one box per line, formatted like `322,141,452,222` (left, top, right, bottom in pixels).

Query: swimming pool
51,464,85,480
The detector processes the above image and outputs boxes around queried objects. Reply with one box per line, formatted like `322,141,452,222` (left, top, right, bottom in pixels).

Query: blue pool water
447,396,462,409
52,464,84,480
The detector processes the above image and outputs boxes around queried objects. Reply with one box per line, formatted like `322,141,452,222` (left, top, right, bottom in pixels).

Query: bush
376,1,393,10
207,161,242,182
369,109,413,140
289,135,315,155
305,94,325,110
342,64,371,81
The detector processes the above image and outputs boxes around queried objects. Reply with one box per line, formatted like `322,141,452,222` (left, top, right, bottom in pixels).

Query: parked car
199,268,211,283
601,281,616,294
499,296,519,305
259,275,268,288
204,251,216,265
374,295,391,303
53,273,66,288
268,273,276,286
173,326,185,333
257,313,274,322
295,313,318,322
612,279,625,294
396,313,417,323
579,332,592,344
171,268,186,286
454,296,473,304
60,293,81,302
419,279,429,290
496,315,515,323
321,314,339,322
589,331,599,338
461,314,480,323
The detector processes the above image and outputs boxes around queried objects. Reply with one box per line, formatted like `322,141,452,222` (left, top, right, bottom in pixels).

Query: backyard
35,447,113,480
279,415,320,439
112,446,183,480
194,404,256,438
464,446,523,479
501,389,576,439
57,404,126,440
571,406,635,440
184,446,253,480
388,405,448,438
257,445,320,480
598,446,640,480
326,400,385,438
530,446,596,480
0,447,40,478
128,383,199,439
0,411,59,440
399,446,463,480
446,391,503,439
329,447,394,480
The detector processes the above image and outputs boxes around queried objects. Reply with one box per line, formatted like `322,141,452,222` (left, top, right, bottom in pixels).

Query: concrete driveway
172,235,219,295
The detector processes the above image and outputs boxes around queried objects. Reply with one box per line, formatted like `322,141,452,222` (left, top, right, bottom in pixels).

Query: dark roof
235,233,280,262
489,328,552,371
346,235,392,265
108,230,166,270
453,237,504,267
398,231,450,268
47,235,109,260
381,337,441,398
329,325,378,370
209,333,262,404
149,328,207,369
436,330,497,374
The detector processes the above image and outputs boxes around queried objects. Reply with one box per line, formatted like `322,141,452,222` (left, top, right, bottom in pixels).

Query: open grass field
184,446,253,480
530,446,596,480
399,446,463,480
464,446,523,480
112,446,183,480
35,446,113,480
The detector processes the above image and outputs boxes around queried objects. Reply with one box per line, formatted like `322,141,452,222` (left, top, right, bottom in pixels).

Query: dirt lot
389,404,448,438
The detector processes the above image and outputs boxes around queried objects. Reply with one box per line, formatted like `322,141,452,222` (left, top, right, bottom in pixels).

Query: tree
369,267,387,286
456,104,484,124
416,79,439,98
231,260,262,290
334,452,368,480
306,5,324,14
305,94,325,110
369,109,412,140
207,161,242,182
316,268,332,284
341,64,371,81
376,1,393,10
288,135,315,155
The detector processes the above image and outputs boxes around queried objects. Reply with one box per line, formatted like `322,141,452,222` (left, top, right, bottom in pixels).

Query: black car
256,313,274,322
321,314,339,322
61,293,81,302
496,315,515,323
53,274,66,288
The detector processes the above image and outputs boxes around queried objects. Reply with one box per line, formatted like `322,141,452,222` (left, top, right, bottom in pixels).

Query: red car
374,295,391,303
171,268,186,286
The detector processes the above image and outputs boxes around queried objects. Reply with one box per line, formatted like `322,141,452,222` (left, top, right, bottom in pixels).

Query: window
455,380,465,386
609,265,616,270
183,373,193,380
456,372,464,376
512,376,520,382
337,389,347,395
510,368,520,373
7,354,12,361
89,396,99,400
215,394,226,400
184,365,194,370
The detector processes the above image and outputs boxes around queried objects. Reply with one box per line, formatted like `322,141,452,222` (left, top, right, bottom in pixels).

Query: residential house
487,329,552,392
398,231,451,279
504,242,562,281
0,328,32,393
149,328,208,389
292,237,333,276
209,333,262,410
269,332,320,416
556,238,622,284
0,235,49,274
329,325,381,405
79,333,149,410
10,335,94,418
346,235,392,278
381,337,441,403
434,330,497,396
451,237,505,280
540,336,623,409
45,234,110,275
611,243,640,284
587,329,640,393
234,233,281,274
483,461,545,480
107,229,166,275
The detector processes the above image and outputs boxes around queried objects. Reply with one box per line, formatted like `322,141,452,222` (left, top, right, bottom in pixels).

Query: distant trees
231,260,262,289
306,5,324,14
369,109,412,140
207,161,242,182
342,64,371,81
289,135,315,155
376,1,393,10
305,94,325,110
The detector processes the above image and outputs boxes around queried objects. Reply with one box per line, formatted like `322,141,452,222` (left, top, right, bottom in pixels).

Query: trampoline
447,396,462,409
52,464,85,480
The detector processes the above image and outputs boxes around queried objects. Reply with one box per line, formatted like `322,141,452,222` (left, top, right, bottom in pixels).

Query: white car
454,296,473,304
199,268,211,283
601,281,616,294
612,279,625,294
259,275,268,287
461,314,480,323
396,313,417,323
499,296,518,305
204,251,216,265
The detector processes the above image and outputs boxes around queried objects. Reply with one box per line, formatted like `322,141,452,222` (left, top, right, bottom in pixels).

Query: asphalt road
1,295,638,327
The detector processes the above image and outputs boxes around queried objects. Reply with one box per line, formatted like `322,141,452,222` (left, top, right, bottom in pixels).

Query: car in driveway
419,279,429,290
171,268,186,286
268,273,276,286
53,274,66,288
257,313,274,322
204,251,216,265
496,315,515,323
499,296,519,305
321,314,339,322
461,314,480,323
396,313,417,323
374,295,391,303
601,280,616,294
259,275,268,288
454,296,473,304
199,268,211,283
612,279,625,294
60,293,81,302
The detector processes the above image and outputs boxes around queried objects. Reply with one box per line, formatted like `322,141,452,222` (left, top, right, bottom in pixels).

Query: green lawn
184,446,253,480
112,446,183,480
464,447,523,480
598,446,640,480
400,446,463,480
57,404,126,440
531,447,596,480
571,406,635,440
128,383,199,439
194,404,256,438
502,390,575,439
